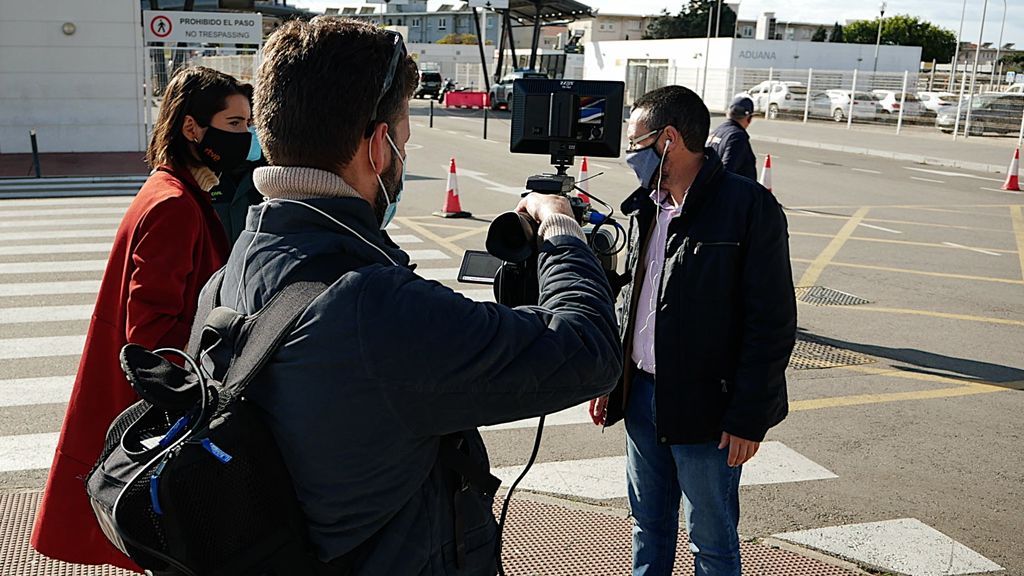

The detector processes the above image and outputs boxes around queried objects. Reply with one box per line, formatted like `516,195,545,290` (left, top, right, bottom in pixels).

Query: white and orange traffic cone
577,156,591,203
759,154,773,192
434,157,472,218
1002,148,1020,191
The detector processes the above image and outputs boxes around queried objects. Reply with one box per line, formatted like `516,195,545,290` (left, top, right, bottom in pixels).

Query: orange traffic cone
759,154,773,192
434,157,472,218
577,156,591,203
1002,148,1020,191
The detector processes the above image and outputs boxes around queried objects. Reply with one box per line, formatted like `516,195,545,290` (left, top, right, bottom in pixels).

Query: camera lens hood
486,211,536,264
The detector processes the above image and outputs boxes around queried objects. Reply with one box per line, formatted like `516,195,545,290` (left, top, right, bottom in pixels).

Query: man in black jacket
707,96,758,181
214,17,622,575
591,86,795,576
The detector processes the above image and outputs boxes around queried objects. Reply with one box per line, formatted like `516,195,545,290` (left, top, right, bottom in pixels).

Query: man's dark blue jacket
707,119,757,181
604,148,796,444
212,194,621,574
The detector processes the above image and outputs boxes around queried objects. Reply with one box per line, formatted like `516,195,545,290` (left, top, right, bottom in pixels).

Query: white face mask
370,132,406,230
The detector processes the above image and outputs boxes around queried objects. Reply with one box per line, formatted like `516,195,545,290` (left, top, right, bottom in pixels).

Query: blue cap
728,96,754,117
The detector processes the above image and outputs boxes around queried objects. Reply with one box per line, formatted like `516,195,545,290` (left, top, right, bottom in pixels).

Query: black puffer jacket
214,196,622,574
707,119,757,181
605,148,795,444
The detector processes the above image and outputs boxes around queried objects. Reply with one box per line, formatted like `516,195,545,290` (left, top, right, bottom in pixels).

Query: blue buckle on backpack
201,438,232,463
158,414,190,447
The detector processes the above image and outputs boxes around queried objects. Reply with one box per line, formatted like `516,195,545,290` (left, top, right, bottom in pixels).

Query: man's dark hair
254,17,419,172
633,86,710,154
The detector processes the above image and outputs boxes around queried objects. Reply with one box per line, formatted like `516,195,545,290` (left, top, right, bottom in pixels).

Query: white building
0,0,146,154
584,38,923,111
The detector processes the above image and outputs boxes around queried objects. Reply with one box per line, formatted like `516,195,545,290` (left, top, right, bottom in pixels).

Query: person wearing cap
707,96,757,181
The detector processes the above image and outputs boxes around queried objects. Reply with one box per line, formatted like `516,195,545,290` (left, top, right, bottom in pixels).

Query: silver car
826,90,883,122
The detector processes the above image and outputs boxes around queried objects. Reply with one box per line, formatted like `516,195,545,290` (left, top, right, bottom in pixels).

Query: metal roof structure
504,0,594,25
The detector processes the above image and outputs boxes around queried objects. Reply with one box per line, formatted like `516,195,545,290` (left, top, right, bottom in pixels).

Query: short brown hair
145,66,248,169
254,17,419,172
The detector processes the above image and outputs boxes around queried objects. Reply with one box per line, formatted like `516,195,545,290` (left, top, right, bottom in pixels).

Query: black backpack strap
187,268,228,357
218,279,333,404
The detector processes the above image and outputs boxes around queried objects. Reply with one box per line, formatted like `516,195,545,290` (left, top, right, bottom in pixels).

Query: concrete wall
0,0,145,154
731,39,922,72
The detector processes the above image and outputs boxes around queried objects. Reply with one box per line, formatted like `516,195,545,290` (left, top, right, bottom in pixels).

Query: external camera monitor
510,79,625,161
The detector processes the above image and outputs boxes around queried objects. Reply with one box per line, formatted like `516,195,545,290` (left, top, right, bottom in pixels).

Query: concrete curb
750,135,1007,175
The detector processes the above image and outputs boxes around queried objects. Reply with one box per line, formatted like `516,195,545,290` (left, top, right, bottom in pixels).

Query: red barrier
444,91,489,109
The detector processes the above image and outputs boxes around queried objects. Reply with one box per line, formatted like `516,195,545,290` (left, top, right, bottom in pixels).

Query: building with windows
332,0,499,44
734,12,828,42
566,12,654,44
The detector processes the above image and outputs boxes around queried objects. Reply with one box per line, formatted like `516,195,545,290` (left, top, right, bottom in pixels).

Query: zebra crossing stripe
0,280,101,297
0,242,112,256
406,249,450,261
0,335,85,360
0,218,122,229
418,267,460,281
389,234,423,244
491,442,838,500
0,305,93,324
0,207,126,219
0,432,58,473
0,229,113,242
0,260,107,274
0,376,74,407
482,403,591,431
0,197,133,207
458,289,495,302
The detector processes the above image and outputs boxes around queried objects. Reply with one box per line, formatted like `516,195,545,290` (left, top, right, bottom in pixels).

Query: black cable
495,415,545,576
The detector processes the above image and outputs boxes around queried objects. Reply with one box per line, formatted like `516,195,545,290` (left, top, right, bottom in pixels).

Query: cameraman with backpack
212,18,621,574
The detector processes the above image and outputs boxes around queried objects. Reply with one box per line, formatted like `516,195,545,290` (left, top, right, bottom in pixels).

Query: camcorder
458,79,627,307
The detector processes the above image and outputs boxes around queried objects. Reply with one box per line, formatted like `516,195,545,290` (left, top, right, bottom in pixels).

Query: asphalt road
0,99,1021,575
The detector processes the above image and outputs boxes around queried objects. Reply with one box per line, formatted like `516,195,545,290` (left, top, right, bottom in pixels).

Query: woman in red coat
32,66,253,571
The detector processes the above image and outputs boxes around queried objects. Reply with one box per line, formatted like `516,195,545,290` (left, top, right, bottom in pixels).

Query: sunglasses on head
365,30,408,136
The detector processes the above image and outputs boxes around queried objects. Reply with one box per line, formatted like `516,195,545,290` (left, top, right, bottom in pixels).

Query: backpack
86,261,349,576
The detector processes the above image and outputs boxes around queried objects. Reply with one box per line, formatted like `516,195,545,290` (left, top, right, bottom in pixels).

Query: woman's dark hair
254,17,419,172
146,66,248,169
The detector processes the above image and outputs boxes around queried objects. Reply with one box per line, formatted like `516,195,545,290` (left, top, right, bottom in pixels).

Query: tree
437,33,484,45
811,26,827,42
842,14,956,62
999,53,1024,72
828,22,844,43
645,0,738,40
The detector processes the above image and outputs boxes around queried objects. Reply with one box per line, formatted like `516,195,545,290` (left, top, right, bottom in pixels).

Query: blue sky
291,0,1022,49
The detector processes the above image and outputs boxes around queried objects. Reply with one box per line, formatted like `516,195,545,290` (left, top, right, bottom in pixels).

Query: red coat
32,166,229,571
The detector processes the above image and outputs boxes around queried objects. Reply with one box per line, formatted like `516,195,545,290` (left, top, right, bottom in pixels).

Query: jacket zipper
693,241,740,255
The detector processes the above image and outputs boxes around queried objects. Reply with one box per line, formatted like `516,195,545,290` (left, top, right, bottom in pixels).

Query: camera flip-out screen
510,79,625,160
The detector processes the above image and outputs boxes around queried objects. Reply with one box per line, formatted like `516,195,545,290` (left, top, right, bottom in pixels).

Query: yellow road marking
790,231,1015,254
840,364,1010,389
797,207,869,287
790,384,1005,412
790,257,1024,285
443,226,489,243
802,304,1024,327
1010,205,1024,281
394,217,464,256
410,221,485,231
787,210,1008,233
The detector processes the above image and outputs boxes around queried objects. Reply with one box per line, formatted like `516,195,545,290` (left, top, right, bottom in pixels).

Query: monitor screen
510,79,624,160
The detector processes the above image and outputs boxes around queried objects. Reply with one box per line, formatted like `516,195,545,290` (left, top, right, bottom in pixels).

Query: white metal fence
142,47,261,138
625,63,1024,141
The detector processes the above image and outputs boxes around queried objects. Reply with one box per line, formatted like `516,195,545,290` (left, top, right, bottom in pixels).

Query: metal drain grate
1,492,131,575
795,286,871,306
2,491,859,576
789,338,876,370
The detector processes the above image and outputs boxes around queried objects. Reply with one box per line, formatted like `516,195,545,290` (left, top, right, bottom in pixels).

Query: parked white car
918,91,960,115
825,90,883,122
872,90,925,117
1004,83,1024,94
740,81,808,119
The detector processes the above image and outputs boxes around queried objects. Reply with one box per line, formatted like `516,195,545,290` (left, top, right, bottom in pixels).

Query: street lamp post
993,0,1007,88
701,2,713,98
949,0,968,93
964,0,990,138
715,0,723,38
872,2,887,75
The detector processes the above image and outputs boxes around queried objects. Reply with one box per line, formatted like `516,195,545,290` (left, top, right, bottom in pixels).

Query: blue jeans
625,371,742,576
